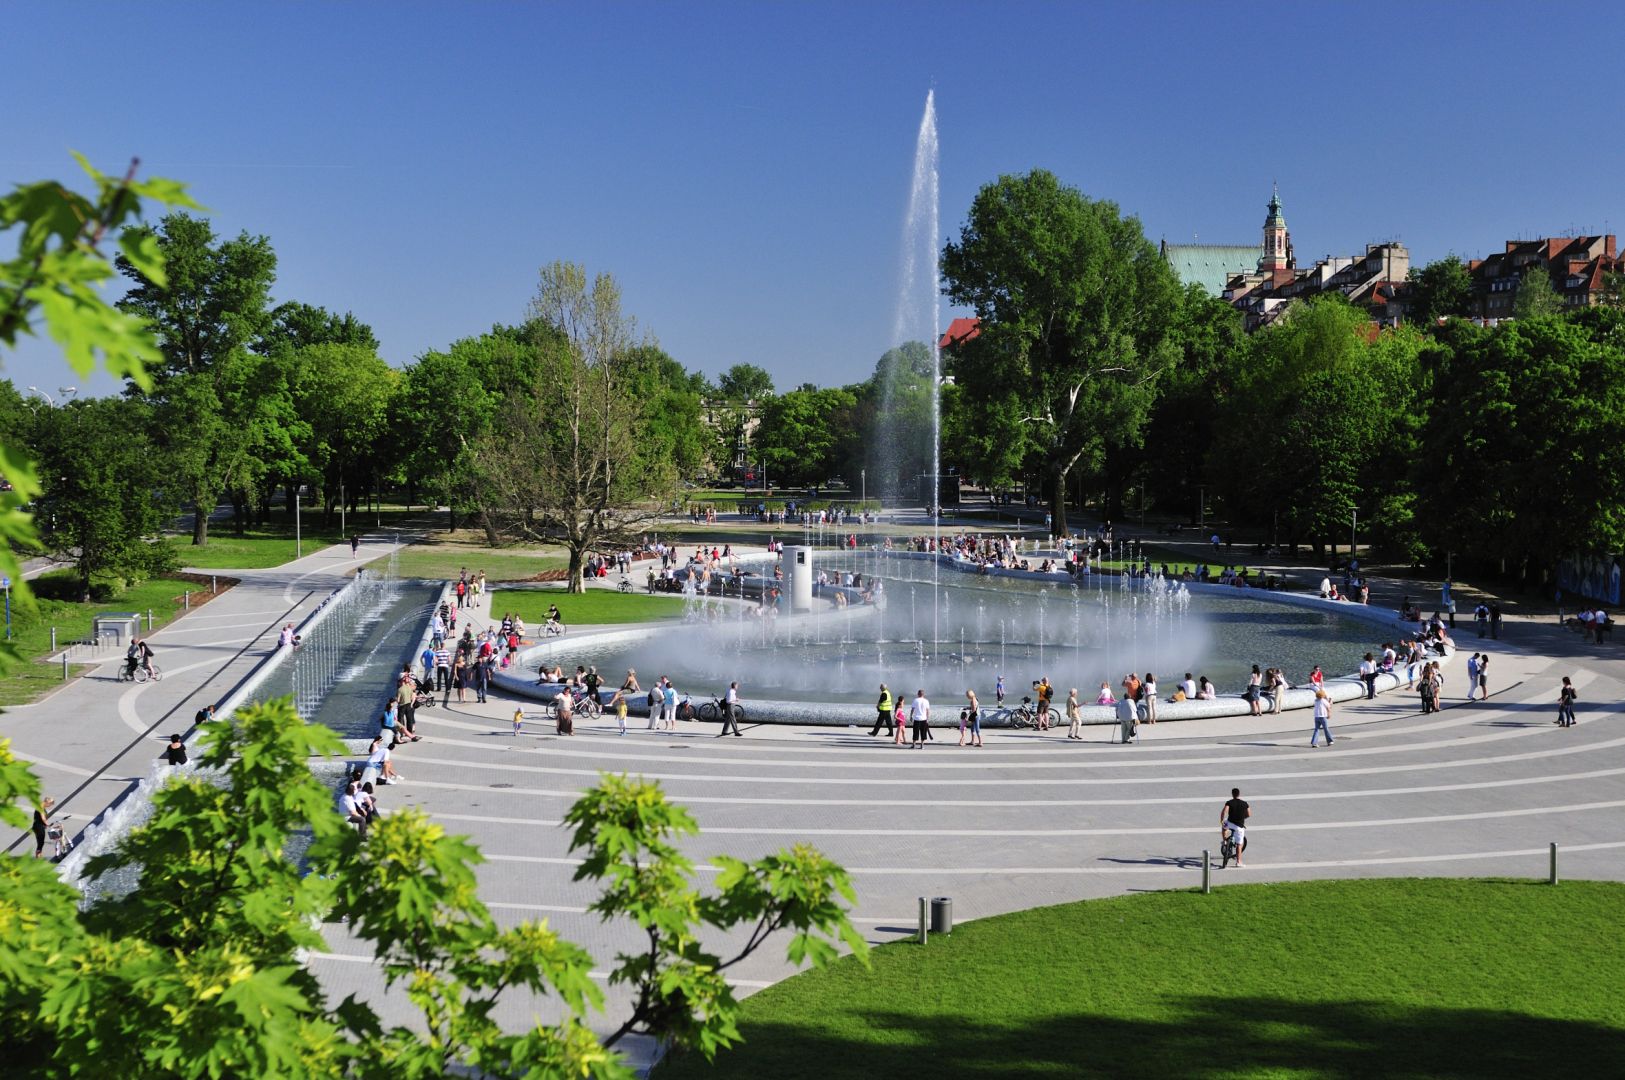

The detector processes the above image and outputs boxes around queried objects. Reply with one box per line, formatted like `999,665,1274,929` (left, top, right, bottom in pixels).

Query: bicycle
697,697,745,724
1219,828,1247,869
617,576,633,593
569,688,603,718
46,815,72,860
135,662,161,684
544,619,566,637
1004,700,1059,729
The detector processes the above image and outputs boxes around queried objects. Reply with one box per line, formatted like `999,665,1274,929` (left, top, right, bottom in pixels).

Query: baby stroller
410,675,437,710
46,816,72,860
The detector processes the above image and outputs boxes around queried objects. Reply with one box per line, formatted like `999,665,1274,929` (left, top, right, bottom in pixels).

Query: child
611,688,628,735
512,707,524,737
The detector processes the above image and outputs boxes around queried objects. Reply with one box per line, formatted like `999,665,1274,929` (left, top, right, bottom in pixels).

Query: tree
1405,255,1476,326
470,262,681,590
395,323,552,538
715,363,775,403
115,213,281,544
756,386,857,487
31,397,177,598
0,155,194,662
1213,296,1425,557
285,343,398,523
261,300,378,353
115,212,276,379
0,698,866,1077
1514,266,1564,320
942,170,1184,534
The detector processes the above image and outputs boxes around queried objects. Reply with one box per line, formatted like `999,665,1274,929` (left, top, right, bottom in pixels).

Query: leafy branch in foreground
0,699,866,1078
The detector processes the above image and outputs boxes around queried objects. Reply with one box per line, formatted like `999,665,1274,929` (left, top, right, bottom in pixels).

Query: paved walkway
305,537,1624,1074
0,534,407,853
12,523,1620,1072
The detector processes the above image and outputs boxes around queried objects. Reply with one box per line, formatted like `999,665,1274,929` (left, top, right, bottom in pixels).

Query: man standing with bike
719,681,743,737
1220,787,1250,868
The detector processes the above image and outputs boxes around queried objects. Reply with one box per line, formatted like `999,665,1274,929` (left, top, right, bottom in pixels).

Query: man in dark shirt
1221,787,1250,867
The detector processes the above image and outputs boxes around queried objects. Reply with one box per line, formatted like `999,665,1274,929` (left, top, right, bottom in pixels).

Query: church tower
1259,184,1294,276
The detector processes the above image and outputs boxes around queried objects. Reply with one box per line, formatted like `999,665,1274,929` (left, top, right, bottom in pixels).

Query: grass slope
489,589,686,626
0,572,229,706
657,878,1625,1078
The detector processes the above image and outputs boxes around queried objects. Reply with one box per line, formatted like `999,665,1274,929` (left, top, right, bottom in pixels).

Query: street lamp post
1351,508,1358,563
295,483,302,559
861,468,866,506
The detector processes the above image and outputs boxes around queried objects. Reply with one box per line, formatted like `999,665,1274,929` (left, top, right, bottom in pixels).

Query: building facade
1467,235,1618,320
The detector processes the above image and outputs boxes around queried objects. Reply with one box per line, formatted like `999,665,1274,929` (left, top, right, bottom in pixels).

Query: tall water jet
881,88,942,650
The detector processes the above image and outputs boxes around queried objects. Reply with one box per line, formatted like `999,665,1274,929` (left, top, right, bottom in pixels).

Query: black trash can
930,896,953,935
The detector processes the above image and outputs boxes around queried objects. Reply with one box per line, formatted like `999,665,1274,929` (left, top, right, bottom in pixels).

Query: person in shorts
1221,787,1249,866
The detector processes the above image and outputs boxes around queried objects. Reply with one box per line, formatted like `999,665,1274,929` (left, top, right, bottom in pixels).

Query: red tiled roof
939,317,981,349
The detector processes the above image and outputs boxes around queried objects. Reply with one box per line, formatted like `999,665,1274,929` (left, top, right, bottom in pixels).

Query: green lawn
656,878,1625,1078
380,547,568,583
0,572,229,706
489,589,686,625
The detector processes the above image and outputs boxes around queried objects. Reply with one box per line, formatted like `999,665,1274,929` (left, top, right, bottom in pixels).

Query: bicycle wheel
1045,708,1061,727
731,705,746,724
697,702,719,723
134,666,150,684
150,666,162,682
585,698,603,718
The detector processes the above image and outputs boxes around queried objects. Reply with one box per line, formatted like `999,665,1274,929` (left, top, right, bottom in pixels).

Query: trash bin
930,896,953,935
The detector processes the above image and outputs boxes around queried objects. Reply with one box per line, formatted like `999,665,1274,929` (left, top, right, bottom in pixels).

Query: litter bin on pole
930,896,953,935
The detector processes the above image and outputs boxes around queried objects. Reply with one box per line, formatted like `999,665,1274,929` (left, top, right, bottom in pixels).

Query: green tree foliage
1513,266,1564,320
715,363,775,402
1137,285,1246,520
467,263,691,587
867,342,937,498
1405,255,1476,325
756,385,858,487
942,170,1184,534
286,343,398,522
31,396,177,598
0,698,866,1077
394,322,554,536
1415,313,1625,577
1212,297,1425,555
262,300,379,353
115,213,282,544
115,213,277,379
0,155,193,658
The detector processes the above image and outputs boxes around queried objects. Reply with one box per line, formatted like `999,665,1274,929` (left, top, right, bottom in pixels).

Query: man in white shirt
909,690,931,748
340,782,369,836
719,681,743,737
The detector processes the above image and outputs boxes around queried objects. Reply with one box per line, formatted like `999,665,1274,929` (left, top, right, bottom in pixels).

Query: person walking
611,687,628,736
1065,688,1082,739
718,681,743,737
1556,676,1578,727
1142,673,1158,724
893,694,909,747
350,534,360,558
31,797,54,858
909,689,931,748
1310,688,1335,747
965,688,983,747
1465,654,1480,700
1490,602,1503,640
1115,693,1138,744
1419,663,1438,713
871,683,895,737
1359,653,1377,699
162,733,188,766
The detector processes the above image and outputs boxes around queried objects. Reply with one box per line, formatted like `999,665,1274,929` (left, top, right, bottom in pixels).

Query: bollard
917,896,929,946
147,609,154,631
211,574,217,594
183,591,190,610
1202,850,1211,894
1550,842,1559,885
50,627,56,652
61,654,68,681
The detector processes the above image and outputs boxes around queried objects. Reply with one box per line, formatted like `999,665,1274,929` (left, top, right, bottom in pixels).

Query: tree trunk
1046,465,1068,539
566,543,587,593
192,496,209,546
230,489,248,536
480,512,501,549
447,505,458,532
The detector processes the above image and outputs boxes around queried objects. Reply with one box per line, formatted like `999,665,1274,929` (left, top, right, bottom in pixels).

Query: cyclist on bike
1220,787,1250,867
125,638,155,681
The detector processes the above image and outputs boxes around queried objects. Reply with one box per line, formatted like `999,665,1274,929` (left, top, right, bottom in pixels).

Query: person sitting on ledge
1095,682,1116,705
1197,675,1216,700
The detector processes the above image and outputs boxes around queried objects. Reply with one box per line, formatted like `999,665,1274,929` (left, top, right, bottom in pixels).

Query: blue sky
6,2,1623,398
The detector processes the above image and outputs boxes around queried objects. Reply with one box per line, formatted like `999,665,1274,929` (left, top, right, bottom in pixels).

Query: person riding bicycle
545,603,565,636
1220,787,1250,867
124,638,155,680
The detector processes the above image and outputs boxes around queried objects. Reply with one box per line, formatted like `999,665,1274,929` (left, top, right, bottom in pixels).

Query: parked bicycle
1002,698,1058,729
